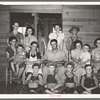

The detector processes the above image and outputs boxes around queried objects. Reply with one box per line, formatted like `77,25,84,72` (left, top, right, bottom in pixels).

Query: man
42,39,68,84
47,24,65,50
7,22,24,46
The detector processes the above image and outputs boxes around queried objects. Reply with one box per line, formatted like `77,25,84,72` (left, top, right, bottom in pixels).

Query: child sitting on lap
11,44,26,79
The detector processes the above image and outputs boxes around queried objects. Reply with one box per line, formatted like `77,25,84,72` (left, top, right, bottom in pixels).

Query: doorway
38,13,62,45
10,13,35,36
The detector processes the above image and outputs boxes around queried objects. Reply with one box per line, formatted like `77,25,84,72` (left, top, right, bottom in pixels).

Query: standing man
7,22,24,46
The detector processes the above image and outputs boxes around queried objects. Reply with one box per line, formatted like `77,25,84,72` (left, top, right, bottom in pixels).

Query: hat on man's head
69,26,80,33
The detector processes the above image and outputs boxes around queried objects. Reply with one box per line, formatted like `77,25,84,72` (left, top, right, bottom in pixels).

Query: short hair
94,38,100,47
25,26,34,37
65,62,74,69
74,40,83,48
47,63,57,68
9,36,17,44
69,26,80,33
32,63,40,69
83,44,90,49
30,41,38,47
16,44,24,49
50,39,58,44
85,64,92,69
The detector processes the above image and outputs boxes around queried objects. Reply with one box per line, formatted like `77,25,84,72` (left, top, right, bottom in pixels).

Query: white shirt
47,31,64,50
80,52,91,64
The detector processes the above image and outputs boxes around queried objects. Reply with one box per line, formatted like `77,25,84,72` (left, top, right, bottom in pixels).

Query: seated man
42,39,68,84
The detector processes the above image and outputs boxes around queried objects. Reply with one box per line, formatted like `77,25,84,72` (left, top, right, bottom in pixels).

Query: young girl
25,63,44,94
11,44,26,79
24,26,37,52
77,64,100,94
62,62,78,94
45,63,62,94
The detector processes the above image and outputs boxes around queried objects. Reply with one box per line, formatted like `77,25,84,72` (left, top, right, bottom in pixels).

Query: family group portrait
0,3,100,96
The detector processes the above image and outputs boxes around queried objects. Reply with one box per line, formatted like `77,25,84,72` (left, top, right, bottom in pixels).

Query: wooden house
0,5,100,93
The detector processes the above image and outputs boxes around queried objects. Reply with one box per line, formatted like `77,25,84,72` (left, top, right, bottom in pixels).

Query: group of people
5,22,100,94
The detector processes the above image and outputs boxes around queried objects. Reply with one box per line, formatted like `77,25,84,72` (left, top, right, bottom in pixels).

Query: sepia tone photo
0,3,100,95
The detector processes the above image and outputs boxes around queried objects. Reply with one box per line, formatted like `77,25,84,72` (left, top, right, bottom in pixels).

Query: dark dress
76,74,100,94
7,31,24,45
6,47,16,67
63,74,76,94
27,73,44,94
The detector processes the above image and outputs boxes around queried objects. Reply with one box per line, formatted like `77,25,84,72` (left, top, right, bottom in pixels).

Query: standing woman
24,26,37,52
71,40,84,85
37,29,46,57
66,26,81,61
7,22,24,46
47,24,65,50
91,38,100,73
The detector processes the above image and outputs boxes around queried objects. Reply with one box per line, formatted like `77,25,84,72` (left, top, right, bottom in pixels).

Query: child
62,62,78,94
11,44,26,79
73,44,91,81
79,44,91,66
25,63,44,94
45,63,62,94
77,64,100,94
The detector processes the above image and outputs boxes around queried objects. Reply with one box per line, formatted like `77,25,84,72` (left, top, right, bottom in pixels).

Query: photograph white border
0,1,100,98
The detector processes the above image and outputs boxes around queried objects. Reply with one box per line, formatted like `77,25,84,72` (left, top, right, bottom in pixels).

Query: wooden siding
62,5,100,47
0,6,10,89
9,5,62,13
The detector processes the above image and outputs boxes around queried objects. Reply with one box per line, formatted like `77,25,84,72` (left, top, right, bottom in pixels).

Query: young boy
11,44,26,79
45,63,62,94
25,63,44,94
77,64,100,94
62,62,78,94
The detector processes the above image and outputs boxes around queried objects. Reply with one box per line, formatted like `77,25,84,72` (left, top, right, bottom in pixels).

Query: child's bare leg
18,67,24,79
16,64,19,76
10,62,15,73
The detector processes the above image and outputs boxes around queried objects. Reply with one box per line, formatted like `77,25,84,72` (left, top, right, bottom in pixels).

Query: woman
71,40,84,85
24,26,37,52
22,41,41,84
91,38,100,73
6,36,17,73
7,22,24,46
47,24,64,50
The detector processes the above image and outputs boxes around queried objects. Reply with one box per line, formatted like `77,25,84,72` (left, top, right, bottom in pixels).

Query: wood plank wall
62,5,100,48
0,5,10,93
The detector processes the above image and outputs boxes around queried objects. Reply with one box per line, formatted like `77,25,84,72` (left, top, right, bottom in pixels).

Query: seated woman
22,41,41,84
11,44,26,80
77,64,100,94
25,63,44,94
45,63,62,94
6,36,17,73
62,62,78,94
